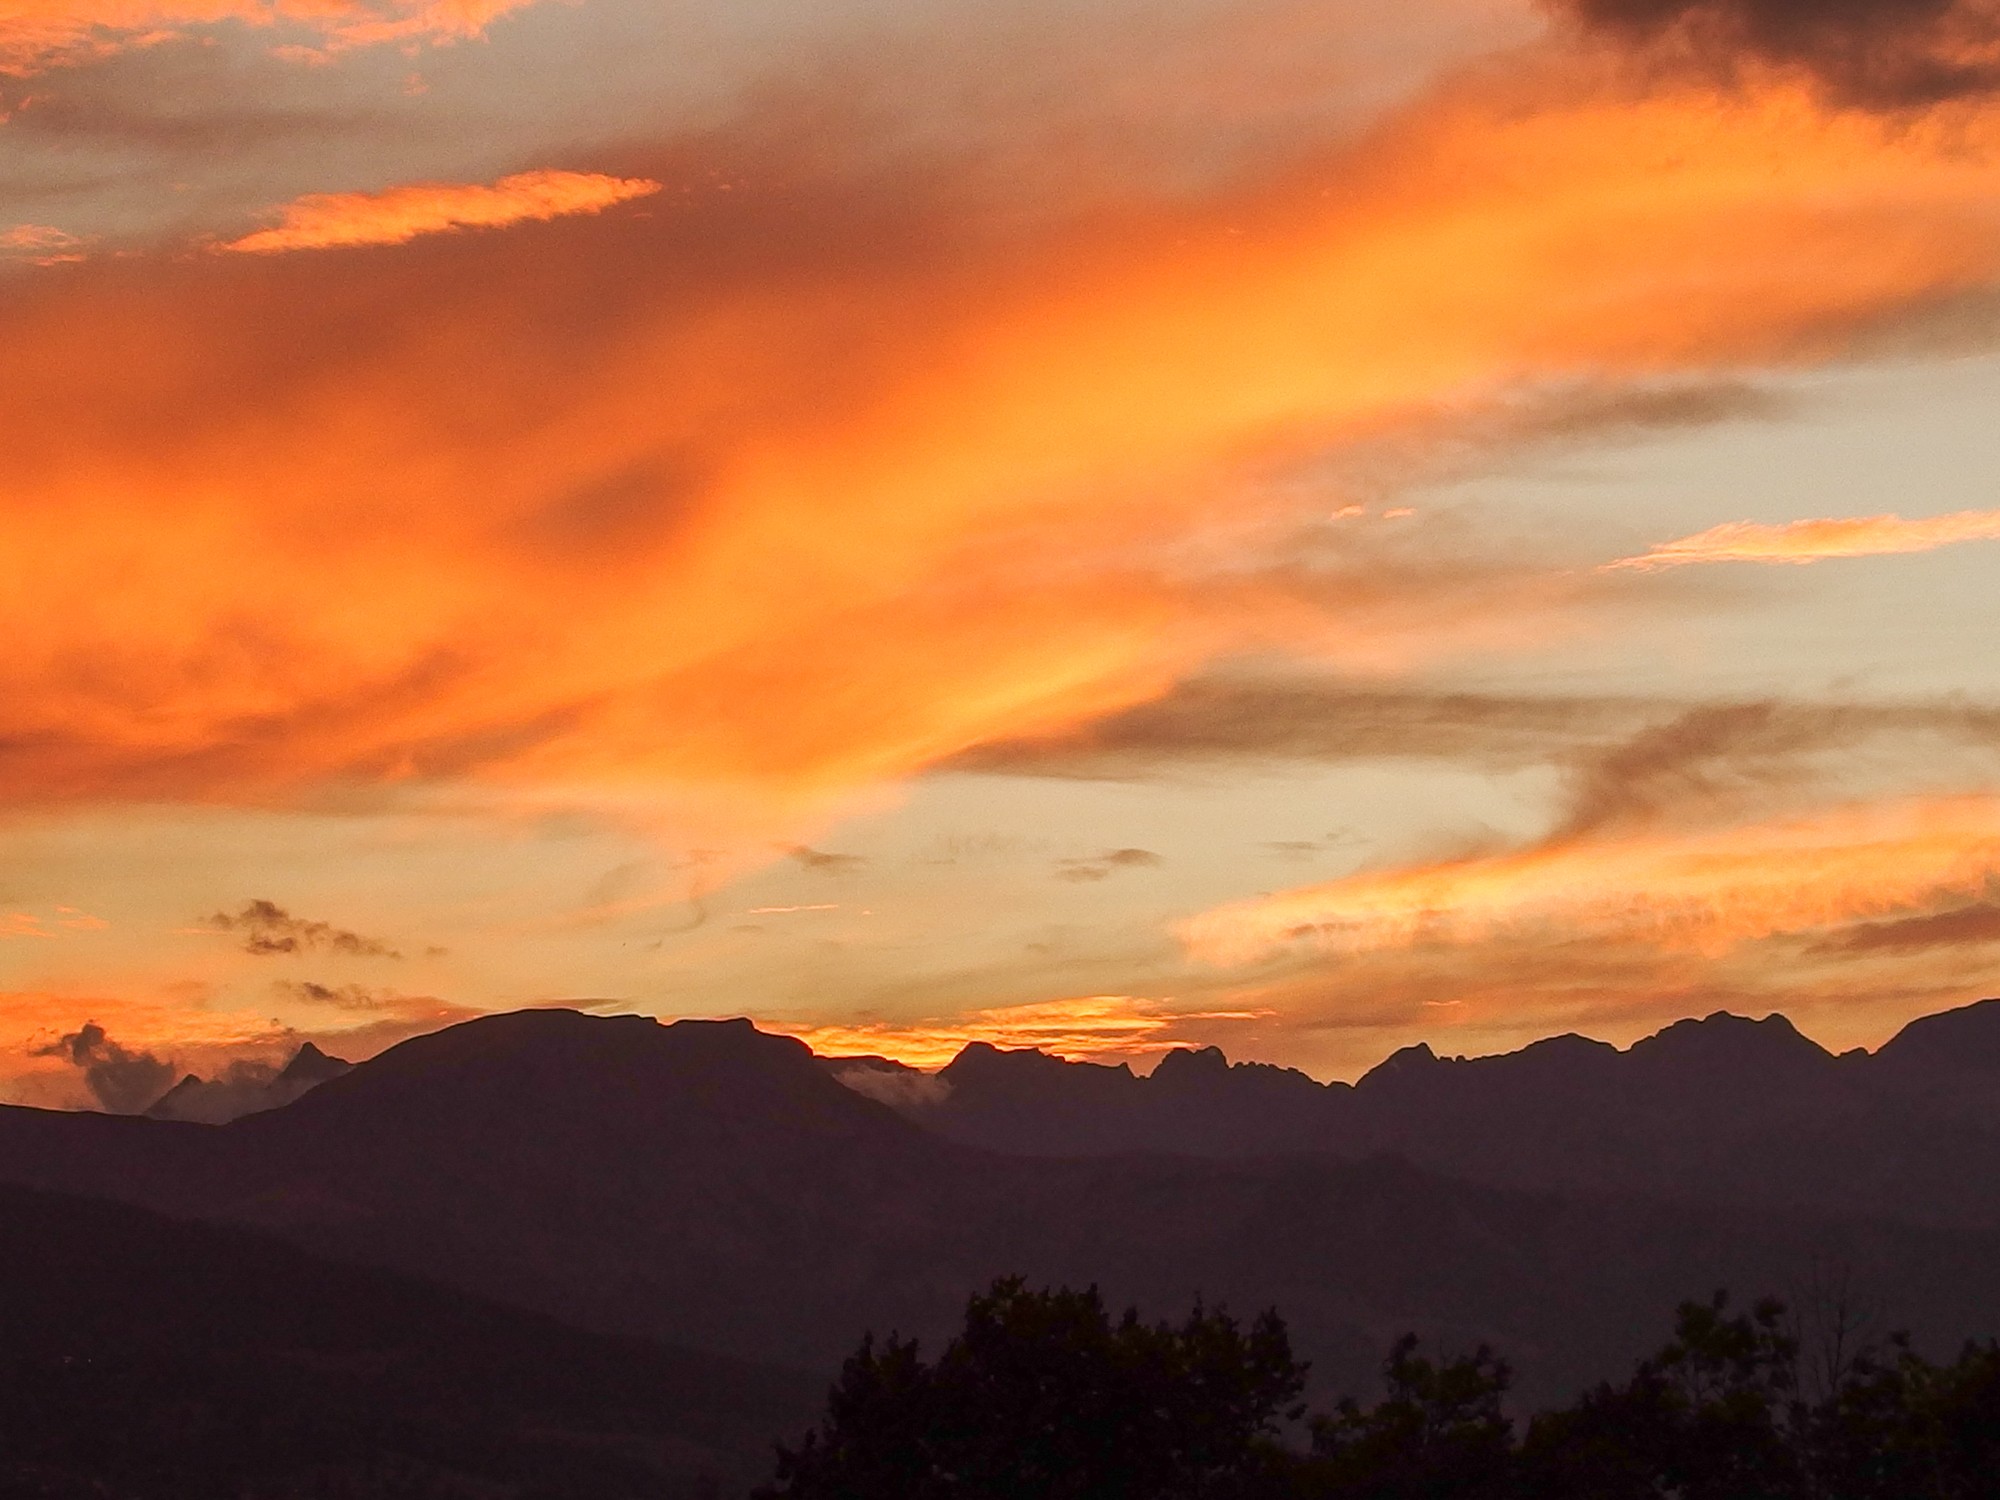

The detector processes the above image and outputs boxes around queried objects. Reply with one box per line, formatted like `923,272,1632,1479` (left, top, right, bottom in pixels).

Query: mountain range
831,999,2000,1232
4,1001,2000,1425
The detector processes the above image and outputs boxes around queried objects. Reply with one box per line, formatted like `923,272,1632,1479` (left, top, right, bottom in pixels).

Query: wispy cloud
0,224,88,265
220,170,663,255
1184,793,2000,965
0,0,540,77
1055,848,1164,882
206,899,400,958
1605,508,2000,571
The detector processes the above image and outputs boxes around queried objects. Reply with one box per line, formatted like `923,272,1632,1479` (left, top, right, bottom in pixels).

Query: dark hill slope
0,1181,814,1499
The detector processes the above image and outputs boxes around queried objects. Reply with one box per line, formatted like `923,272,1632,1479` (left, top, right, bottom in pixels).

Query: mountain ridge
5,1004,2000,1410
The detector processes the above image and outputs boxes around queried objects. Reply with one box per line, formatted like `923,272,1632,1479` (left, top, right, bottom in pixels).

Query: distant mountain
5,1008,2000,1413
830,1000,2000,1232
0,1180,814,1498
148,1041,355,1124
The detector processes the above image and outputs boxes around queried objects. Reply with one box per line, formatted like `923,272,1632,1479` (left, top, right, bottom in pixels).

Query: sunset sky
6,0,2000,1108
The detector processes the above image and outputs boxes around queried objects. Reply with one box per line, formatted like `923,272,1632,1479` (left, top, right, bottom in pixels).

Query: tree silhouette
758,1277,1307,1500
1302,1335,1515,1499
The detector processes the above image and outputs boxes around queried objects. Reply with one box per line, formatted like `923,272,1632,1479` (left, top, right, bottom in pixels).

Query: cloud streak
1184,793,2000,965
1605,507,2000,570
220,170,664,255
0,0,540,77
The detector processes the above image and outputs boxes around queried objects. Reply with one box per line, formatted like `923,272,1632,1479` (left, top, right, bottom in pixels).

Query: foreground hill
837,999,2000,1232
2,1010,2000,1408
0,1181,814,1498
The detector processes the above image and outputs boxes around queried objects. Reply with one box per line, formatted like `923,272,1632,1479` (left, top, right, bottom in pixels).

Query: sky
5,0,2000,1108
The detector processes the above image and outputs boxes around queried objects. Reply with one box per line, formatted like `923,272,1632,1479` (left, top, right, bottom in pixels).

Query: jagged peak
1357,1041,1440,1088
1151,1045,1229,1082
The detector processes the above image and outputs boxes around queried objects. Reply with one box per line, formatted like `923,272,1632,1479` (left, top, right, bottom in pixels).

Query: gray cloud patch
207,899,400,958
833,1062,952,1110
1556,0,2000,106
1554,700,2000,837
1057,848,1165,882
31,1022,176,1113
1815,900,2000,954
275,980,411,1011
944,676,1658,780
787,845,868,874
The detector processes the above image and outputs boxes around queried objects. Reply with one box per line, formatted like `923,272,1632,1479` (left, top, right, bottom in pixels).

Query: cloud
786,845,867,875
1553,699,2000,835
273,978,420,1009
1055,848,1165,882
1605,507,2000,570
1184,793,2000,965
219,170,664,255
1,224,87,265
1178,690,2000,976
830,1061,953,1110
5,53,2000,824
0,0,540,78
1555,0,2000,106
29,1020,176,1112
1815,897,2000,953
771,995,1273,1069
207,899,399,957
947,676,1661,779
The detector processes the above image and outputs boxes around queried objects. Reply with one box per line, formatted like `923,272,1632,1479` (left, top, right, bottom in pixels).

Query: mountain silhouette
147,1041,355,1124
0,1179,813,1497
852,999,2000,1231
4,1006,2000,1413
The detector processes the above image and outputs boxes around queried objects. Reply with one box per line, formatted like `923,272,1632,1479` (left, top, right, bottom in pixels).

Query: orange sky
6,0,2000,1101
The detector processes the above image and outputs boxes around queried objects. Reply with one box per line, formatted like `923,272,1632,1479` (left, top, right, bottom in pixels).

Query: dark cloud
943,676,1659,780
953,678,2000,846
207,899,400,958
1554,700,2000,837
30,1022,176,1113
1056,848,1165,882
1556,0,2000,106
275,980,418,1011
787,846,868,875
1815,900,2000,953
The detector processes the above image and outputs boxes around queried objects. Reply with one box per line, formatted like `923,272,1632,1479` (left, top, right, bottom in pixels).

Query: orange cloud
771,995,1271,1069
0,0,535,76
0,224,87,266
1183,794,2000,965
6,68,2000,821
220,171,666,255
1605,507,2000,570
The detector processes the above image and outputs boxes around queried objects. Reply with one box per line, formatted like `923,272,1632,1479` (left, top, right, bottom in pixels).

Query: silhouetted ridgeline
833,998,2000,1231
3,1005,2000,1418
